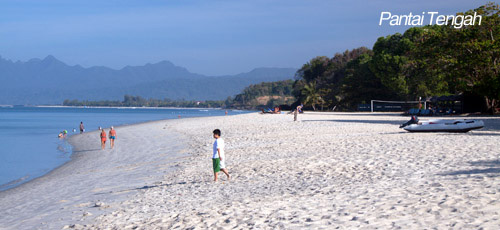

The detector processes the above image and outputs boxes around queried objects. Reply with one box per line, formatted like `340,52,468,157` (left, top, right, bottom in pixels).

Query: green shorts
212,158,220,172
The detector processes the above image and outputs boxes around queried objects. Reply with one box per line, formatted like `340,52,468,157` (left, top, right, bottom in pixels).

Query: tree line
63,95,227,108
63,80,295,110
293,3,499,113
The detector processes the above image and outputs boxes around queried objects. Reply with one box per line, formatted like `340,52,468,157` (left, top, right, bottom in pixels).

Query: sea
0,106,250,191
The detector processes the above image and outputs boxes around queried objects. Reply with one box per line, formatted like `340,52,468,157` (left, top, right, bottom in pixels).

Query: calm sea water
0,106,250,191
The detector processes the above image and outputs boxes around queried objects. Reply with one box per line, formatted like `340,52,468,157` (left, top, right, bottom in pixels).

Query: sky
0,0,492,75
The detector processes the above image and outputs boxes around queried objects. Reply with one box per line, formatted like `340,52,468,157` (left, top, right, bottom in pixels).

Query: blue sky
0,0,492,75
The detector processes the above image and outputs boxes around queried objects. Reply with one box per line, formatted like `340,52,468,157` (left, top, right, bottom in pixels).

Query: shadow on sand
94,181,200,195
438,160,500,177
478,119,500,132
448,132,500,137
305,112,402,117
302,117,500,133
135,181,197,190
301,119,403,126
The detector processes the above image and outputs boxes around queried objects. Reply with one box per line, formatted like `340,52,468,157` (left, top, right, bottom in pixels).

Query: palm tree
301,81,324,111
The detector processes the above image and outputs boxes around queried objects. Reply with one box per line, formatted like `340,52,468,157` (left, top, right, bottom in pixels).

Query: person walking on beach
100,129,107,150
212,129,230,182
79,122,85,134
294,104,303,121
109,126,116,149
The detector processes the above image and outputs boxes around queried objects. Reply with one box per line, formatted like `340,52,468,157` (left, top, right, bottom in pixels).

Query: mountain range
0,55,297,105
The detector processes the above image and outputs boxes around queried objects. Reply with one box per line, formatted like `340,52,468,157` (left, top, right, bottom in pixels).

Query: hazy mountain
0,55,297,105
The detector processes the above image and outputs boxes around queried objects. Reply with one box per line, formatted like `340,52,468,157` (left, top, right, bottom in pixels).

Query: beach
1,112,500,229
0,120,188,230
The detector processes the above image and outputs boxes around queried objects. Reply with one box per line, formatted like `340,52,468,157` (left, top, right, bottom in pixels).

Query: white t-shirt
212,138,225,159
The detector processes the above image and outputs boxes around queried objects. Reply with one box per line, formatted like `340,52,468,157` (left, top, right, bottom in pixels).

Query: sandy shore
1,112,500,229
0,120,189,230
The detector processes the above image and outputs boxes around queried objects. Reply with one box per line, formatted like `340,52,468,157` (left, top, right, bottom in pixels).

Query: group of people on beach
60,121,117,150
261,106,282,114
80,121,117,150
100,126,117,150
61,121,231,182
64,108,308,182
58,121,88,139
261,104,304,122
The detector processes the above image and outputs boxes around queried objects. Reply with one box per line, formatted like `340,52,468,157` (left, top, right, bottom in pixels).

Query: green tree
369,33,412,99
301,81,324,110
341,53,395,110
453,2,500,113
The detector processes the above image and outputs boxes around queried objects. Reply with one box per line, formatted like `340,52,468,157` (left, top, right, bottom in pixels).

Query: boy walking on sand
212,129,230,182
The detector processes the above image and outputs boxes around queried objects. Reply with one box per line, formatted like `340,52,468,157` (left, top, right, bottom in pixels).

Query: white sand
1,112,500,229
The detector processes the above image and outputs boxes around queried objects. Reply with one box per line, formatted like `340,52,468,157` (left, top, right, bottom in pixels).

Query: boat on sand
400,117,484,133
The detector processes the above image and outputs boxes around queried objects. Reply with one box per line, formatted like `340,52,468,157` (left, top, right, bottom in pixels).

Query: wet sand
0,120,187,230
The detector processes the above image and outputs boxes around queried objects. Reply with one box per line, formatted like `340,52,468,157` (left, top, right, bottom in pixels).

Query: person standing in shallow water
109,126,116,149
212,129,230,182
79,122,85,134
100,129,107,150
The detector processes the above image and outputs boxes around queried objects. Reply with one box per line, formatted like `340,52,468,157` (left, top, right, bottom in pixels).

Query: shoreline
34,105,228,110
0,108,248,193
0,118,173,193
0,114,225,230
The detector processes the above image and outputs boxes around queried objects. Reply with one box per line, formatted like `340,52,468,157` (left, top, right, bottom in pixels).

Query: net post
371,100,374,113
